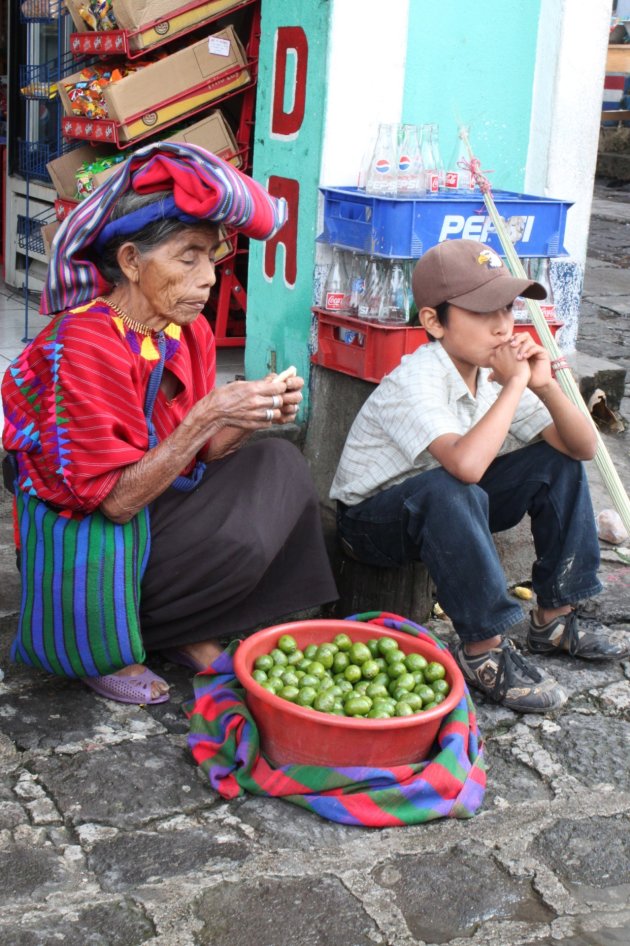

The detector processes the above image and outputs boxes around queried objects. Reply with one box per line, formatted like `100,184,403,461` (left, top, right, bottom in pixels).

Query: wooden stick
459,128,630,534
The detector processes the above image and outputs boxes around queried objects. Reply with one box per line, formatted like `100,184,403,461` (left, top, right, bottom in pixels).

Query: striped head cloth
41,141,287,315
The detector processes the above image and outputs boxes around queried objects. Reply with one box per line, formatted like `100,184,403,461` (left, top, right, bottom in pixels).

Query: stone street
0,186,628,946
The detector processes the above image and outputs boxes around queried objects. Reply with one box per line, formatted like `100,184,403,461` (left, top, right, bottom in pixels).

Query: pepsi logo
375,159,391,174
398,155,411,172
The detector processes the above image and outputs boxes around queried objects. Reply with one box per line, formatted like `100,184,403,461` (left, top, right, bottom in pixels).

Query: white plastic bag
596,508,629,545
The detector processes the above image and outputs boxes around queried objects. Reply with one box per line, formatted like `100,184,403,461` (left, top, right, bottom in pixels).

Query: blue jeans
337,442,602,644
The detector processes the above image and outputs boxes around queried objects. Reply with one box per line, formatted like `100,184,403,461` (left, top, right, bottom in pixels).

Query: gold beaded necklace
95,296,156,337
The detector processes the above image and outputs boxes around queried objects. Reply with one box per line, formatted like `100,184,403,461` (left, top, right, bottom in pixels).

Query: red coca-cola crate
311,307,563,384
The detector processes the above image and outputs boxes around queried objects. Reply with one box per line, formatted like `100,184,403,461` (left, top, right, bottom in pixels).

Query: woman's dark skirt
140,438,338,649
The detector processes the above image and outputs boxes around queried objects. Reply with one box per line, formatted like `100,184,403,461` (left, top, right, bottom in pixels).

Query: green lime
277,634,298,654
384,648,404,665
260,680,278,694
424,661,446,683
278,685,299,702
361,659,380,680
344,664,362,684
390,685,411,703
405,652,428,672
297,658,312,672
348,642,372,665
315,646,335,669
266,677,283,694
313,690,336,713
415,684,436,705
395,672,416,691
386,661,407,680
299,673,319,688
254,654,274,672
366,639,380,657
353,680,370,695
251,669,268,684
412,670,425,686
286,649,304,666
268,665,285,680
432,693,446,704
377,636,399,656
344,695,373,717
372,672,390,688
318,675,335,691
270,648,288,666
395,701,414,717
303,644,318,660
296,686,317,706
307,661,326,678
431,678,450,697
333,633,353,652
422,700,439,711
337,678,354,695
366,682,389,700
332,652,350,673
367,707,392,718
281,670,299,687
402,692,423,711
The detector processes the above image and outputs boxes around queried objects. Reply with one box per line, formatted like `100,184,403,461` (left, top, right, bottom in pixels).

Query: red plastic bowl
233,619,464,768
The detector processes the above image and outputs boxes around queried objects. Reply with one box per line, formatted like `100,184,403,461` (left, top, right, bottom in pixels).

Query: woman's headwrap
41,141,287,315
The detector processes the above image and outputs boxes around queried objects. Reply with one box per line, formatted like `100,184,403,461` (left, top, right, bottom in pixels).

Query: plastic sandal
84,668,170,704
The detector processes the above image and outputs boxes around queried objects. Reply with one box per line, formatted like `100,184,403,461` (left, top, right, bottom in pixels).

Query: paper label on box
208,37,231,56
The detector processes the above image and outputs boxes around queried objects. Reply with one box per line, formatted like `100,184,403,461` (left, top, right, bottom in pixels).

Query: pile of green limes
251,633,450,718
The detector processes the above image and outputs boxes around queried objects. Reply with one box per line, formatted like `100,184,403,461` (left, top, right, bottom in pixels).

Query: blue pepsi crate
318,187,573,259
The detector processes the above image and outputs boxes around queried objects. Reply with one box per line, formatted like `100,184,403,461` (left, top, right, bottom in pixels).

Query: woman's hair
426,301,450,341
97,189,218,285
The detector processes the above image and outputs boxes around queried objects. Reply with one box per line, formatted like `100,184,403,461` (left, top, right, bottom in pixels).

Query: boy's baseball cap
411,239,547,312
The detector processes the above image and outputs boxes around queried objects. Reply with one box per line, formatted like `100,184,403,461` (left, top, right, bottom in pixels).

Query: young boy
330,239,629,713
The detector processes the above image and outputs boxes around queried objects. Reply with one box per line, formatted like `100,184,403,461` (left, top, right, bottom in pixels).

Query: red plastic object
233,618,465,768
311,308,429,383
54,198,78,222
312,308,563,384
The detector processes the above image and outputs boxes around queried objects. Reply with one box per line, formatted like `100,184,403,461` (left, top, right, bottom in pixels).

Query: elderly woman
2,143,337,704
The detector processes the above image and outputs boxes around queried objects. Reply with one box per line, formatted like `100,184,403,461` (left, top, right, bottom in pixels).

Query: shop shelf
69,0,257,60
19,52,81,100
318,187,573,259
19,0,66,23
17,207,57,256
60,61,255,149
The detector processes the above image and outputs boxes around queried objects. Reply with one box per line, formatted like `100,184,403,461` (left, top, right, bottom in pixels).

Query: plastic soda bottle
397,124,423,196
378,259,411,324
365,124,398,197
323,247,350,312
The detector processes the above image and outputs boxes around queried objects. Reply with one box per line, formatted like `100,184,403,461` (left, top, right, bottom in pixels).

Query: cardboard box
113,0,252,51
47,110,241,201
42,222,60,258
66,0,250,51
58,25,250,144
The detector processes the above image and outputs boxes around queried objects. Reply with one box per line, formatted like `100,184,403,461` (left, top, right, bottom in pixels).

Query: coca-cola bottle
378,259,411,324
421,124,439,195
357,257,386,321
397,124,424,196
322,247,350,312
365,123,398,197
446,124,474,193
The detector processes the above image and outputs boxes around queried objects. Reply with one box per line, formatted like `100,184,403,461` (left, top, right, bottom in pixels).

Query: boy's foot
453,639,567,714
527,610,630,660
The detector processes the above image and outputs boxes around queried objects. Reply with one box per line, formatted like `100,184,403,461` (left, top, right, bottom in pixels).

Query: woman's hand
190,373,304,438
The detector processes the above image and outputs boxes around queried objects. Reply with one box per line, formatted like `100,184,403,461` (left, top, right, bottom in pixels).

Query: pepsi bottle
366,124,398,197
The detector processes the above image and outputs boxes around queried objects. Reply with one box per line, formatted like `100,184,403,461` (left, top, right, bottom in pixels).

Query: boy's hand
487,338,531,387
509,333,554,391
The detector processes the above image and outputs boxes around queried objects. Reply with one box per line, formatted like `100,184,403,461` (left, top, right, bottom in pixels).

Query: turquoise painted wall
403,0,543,192
245,0,331,411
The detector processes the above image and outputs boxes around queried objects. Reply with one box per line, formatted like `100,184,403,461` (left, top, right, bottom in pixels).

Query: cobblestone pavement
0,188,629,946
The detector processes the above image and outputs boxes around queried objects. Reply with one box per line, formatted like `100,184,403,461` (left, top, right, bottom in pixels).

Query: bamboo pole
459,129,630,535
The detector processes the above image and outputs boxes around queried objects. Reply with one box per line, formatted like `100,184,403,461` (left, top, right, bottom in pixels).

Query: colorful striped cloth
187,613,486,827
42,141,287,315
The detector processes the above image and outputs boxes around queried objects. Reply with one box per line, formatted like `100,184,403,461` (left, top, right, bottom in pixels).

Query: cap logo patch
477,249,503,269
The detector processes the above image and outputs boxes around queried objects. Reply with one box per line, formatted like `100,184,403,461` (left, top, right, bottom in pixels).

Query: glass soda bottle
430,124,445,191
529,258,556,321
348,252,368,314
323,246,350,312
365,123,398,197
511,258,531,323
378,259,411,324
357,257,386,321
421,124,439,195
446,124,474,193
397,124,423,196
